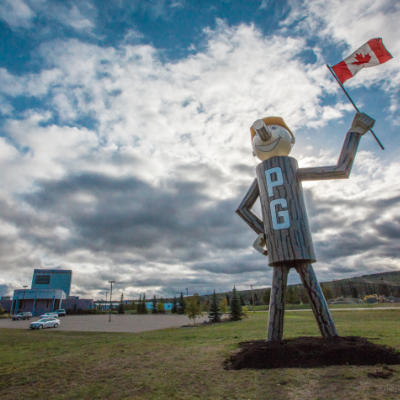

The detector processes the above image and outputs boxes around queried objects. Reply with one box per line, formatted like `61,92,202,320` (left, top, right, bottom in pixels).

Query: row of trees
104,276,400,316
208,287,245,323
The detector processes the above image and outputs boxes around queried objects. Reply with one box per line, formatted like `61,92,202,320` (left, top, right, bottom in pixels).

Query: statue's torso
256,156,316,266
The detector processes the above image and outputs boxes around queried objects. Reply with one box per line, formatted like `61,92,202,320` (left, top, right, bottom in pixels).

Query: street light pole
250,284,255,313
108,282,115,322
22,286,28,312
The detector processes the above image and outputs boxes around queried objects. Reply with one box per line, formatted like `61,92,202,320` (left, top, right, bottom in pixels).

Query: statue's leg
296,264,338,337
267,266,290,342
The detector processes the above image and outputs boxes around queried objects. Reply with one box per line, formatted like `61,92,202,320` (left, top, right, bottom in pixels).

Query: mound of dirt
225,336,400,370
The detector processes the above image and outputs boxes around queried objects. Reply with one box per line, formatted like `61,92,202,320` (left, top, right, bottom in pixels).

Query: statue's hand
351,112,375,136
252,233,268,257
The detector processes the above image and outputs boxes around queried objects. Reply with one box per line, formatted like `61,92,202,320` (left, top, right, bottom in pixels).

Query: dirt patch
225,336,400,370
368,370,394,379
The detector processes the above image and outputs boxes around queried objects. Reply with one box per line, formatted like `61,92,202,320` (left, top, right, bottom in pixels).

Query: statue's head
250,116,295,161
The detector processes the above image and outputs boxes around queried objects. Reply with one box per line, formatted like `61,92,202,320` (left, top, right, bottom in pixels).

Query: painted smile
256,137,281,152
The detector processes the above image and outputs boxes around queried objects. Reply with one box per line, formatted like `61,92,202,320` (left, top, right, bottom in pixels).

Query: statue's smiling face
252,125,294,161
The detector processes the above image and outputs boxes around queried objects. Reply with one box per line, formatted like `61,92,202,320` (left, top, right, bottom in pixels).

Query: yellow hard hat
250,116,294,142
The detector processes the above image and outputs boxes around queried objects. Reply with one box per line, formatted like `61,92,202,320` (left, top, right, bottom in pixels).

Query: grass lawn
246,302,400,312
1,310,400,400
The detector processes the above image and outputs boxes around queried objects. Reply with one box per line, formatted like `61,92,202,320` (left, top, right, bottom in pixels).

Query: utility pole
108,282,115,322
186,288,188,297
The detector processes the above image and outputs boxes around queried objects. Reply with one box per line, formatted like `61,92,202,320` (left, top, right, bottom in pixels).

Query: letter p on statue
236,112,375,341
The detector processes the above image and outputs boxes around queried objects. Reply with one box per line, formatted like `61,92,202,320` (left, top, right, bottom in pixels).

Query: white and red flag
332,38,393,84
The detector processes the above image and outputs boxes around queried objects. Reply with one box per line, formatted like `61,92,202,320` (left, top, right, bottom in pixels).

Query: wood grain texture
296,264,339,337
267,266,289,342
297,131,362,181
256,156,316,266
235,178,264,235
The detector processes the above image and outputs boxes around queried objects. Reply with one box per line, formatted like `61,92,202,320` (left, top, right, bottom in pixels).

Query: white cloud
1,3,400,297
0,0,35,29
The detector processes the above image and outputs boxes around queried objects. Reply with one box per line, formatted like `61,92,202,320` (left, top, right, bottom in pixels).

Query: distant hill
196,270,400,304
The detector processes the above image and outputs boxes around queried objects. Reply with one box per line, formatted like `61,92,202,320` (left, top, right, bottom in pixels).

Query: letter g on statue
270,199,290,230
265,167,291,230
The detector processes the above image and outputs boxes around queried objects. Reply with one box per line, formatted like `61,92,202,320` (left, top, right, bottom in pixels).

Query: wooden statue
236,113,375,341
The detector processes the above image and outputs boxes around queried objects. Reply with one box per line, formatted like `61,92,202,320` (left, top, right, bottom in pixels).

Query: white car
30,317,61,330
38,312,58,319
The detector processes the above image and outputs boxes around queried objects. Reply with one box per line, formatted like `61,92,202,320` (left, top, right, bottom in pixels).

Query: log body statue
236,113,375,341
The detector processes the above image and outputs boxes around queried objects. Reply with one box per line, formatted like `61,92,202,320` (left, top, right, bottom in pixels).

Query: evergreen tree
171,296,178,313
137,295,142,314
177,292,186,314
208,290,222,323
229,286,242,321
349,281,358,298
202,299,210,312
321,285,333,300
301,288,309,304
254,293,259,304
151,295,157,314
381,283,390,297
262,289,271,305
139,294,148,314
118,293,125,314
239,294,246,306
340,282,347,297
286,286,299,307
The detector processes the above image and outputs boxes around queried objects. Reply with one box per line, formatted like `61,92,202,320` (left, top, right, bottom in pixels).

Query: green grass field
1,310,400,400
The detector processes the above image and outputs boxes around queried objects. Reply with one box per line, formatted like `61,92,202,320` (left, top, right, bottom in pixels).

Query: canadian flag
332,38,393,84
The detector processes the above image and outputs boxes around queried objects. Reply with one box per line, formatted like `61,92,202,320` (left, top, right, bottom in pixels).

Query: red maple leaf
352,52,371,65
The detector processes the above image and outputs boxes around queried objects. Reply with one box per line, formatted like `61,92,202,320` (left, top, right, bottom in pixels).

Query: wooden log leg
296,264,339,338
267,266,290,342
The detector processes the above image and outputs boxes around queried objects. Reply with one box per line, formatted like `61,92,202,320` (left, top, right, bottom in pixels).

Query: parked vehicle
38,312,58,319
12,312,32,321
56,309,66,317
30,317,61,330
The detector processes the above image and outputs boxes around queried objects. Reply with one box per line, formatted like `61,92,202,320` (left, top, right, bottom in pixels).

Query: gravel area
0,314,211,333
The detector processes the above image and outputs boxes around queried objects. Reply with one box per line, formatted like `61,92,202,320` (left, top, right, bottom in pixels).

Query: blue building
146,302,173,310
11,269,73,316
31,269,72,297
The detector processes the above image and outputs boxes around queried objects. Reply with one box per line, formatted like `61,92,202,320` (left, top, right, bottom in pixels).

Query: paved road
0,314,212,333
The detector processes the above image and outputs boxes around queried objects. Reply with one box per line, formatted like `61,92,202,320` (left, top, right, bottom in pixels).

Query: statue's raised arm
297,112,375,181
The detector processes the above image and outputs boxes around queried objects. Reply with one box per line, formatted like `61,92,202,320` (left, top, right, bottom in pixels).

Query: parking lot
0,314,210,333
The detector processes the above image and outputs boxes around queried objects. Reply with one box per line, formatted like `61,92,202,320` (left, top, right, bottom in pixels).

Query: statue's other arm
297,113,375,181
235,178,264,235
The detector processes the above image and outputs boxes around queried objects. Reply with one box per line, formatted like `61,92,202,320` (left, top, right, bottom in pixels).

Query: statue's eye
270,125,278,130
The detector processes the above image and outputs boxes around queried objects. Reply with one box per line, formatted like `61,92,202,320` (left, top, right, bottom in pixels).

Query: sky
0,0,399,300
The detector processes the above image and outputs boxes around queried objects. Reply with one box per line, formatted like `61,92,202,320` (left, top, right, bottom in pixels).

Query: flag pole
326,64,384,150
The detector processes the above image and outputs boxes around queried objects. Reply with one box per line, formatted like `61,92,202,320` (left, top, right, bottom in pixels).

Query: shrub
220,297,227,314
185,294,203,325
242,306,248,317
156,301,165,314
